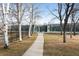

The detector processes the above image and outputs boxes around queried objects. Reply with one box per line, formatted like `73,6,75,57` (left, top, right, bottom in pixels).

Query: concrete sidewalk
23,33,44,56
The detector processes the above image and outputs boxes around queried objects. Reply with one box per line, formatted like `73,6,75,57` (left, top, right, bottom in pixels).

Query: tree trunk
3,24,9,49
63,25,66,43
73,23,76,36
28,23,32,37
19,23,22,41
60,21,63,35
70,26,73,38
70,20,73,38
2,4,9,48
10,25,13,42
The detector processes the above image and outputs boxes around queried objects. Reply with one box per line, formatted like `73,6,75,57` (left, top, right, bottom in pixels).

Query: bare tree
72,14,79,36
70,14,74,38
33,5,42,33
2,3,10,48
10,3,26,41
69,4,79,38
45,3,75,43
58,3,63,35
47,4,63,35
63,3,75,43
27,4,41,37
28,4,33,37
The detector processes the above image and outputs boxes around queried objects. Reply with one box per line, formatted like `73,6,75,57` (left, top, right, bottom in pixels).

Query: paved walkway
23,33,44,56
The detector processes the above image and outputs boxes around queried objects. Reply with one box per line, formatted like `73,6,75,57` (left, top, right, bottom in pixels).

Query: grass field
0,33,37,56
43,33,79,56
8,31,28,42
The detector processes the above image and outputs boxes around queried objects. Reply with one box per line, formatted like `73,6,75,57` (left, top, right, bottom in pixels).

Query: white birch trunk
19,23,22,41
2,3,9,48
28,23,32,37
3,24,9,48
28,4,33,37
18,3,22,41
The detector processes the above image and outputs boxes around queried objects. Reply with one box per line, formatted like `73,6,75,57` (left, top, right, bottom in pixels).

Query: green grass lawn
0,33,37,56
43,33,79,56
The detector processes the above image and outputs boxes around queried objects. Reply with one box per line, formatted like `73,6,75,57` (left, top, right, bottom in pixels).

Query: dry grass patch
44,33,79,56
0,33,37,56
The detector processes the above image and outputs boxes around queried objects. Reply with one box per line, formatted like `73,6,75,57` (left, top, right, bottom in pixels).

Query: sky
20,3,60,25
35,3,60,25
0,3,77,25
34,3,79,25
21,3,59,25
0,3,63,25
